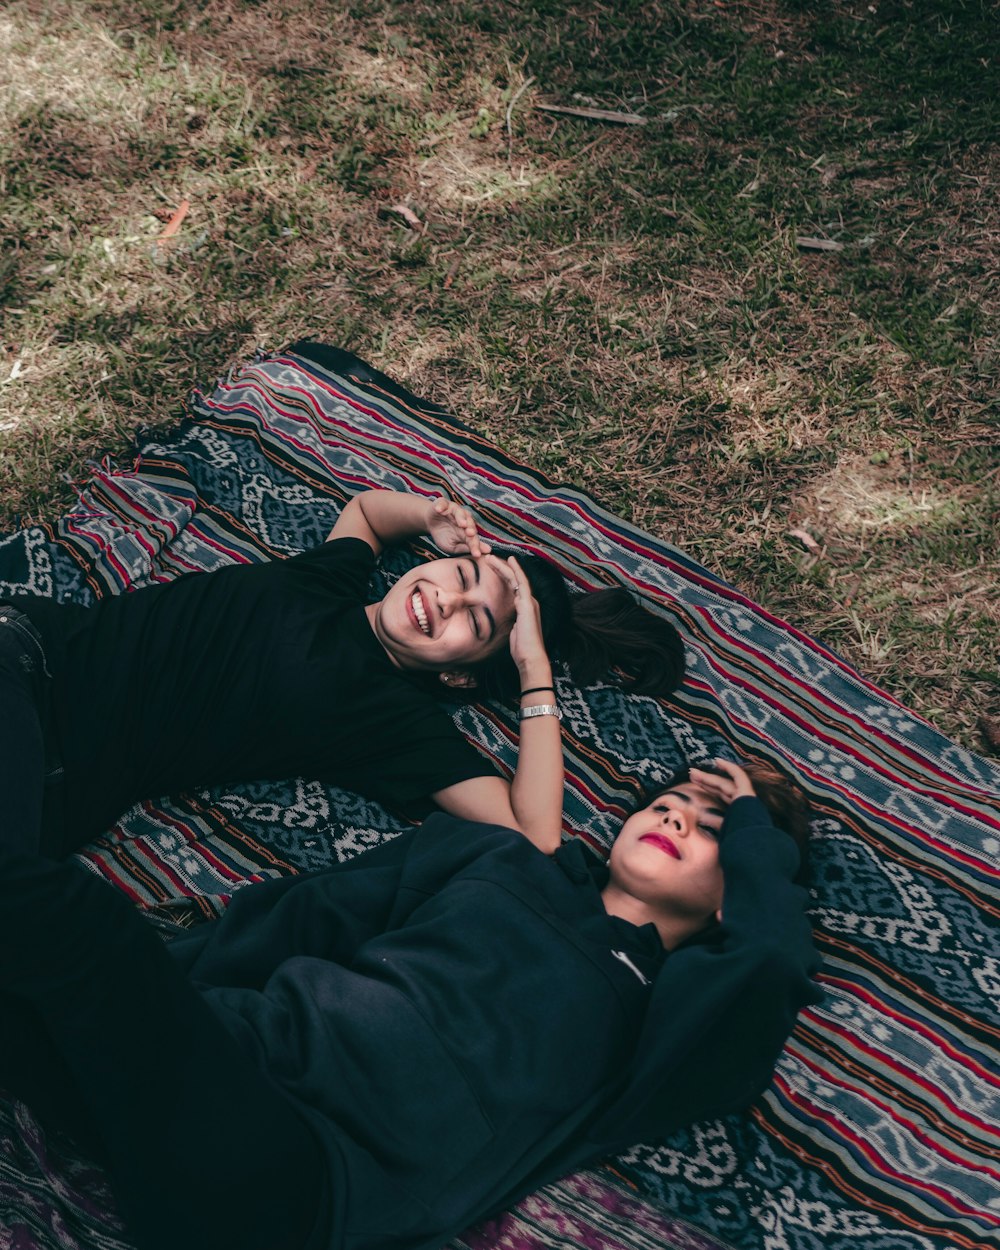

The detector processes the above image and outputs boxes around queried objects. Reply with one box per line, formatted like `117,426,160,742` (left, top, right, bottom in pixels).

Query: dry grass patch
795,456,966,536
0,15,134,116
1,0,997,749
419,136,549,209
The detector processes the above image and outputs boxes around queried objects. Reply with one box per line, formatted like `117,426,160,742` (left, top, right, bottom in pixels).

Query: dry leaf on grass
378,203,423,230
156,200,190,245
787,527,822,554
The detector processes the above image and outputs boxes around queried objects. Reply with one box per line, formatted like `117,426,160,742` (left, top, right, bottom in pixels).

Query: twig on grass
506,75,536,165
535,102,647,126
796,235,844,252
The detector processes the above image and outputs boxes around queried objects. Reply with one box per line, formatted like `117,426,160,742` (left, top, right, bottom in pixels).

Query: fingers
487,555,550,668
506,555,529,596
432,497,491,556
688,770,736,805
488,555,533,613
687,768,724,796
689,759,755,802
485,553,521,596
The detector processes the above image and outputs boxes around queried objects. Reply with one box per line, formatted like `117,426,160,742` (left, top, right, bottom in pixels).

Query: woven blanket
0,345,997,1250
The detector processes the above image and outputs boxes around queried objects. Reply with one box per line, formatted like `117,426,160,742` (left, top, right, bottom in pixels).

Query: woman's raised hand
427,497,491,558
688,759,757,803
488,554,550,679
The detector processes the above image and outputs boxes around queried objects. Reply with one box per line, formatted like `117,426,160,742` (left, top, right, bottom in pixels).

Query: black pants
0,613,328,1250
0,605,57,856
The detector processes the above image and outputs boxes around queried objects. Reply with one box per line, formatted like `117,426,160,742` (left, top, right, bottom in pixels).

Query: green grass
1,0,997,749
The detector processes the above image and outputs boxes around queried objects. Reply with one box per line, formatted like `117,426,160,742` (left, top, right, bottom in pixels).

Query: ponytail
462,555,685,702
567,587,685,697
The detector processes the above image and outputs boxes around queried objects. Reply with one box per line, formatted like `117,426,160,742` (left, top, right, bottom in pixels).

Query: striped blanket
0,345,997,1250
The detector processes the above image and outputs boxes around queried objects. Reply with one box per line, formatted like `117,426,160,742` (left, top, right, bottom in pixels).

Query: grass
1,0,997,750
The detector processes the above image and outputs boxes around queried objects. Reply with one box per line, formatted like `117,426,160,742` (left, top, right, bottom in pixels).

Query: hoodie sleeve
167,814,513,989
167,826,418,988
585,796,821,1152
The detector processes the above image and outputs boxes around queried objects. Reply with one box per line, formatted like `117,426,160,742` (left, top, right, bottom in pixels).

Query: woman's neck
600,882,700,952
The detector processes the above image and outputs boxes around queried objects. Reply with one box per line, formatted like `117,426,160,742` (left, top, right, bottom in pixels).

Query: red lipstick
639,833,680,859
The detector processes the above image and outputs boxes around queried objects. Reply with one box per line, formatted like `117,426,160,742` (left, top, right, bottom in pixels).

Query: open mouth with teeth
410,589,432,636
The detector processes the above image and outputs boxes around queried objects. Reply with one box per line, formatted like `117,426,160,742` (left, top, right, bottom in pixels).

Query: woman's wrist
517,665,553,692
422,495,441,534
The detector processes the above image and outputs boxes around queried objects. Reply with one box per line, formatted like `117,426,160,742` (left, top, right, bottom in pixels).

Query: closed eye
652,793,723,832
456,566,479,635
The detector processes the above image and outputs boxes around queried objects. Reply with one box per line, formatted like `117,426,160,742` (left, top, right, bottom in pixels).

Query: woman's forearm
327,491,435,551
509,663,564,853
509,722,564,852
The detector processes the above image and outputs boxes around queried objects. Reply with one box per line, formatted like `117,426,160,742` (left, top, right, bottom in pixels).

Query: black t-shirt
13,539,494,844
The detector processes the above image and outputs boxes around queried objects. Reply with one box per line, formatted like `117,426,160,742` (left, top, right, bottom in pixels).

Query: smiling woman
366,552,517,671
327,486,685,849
0,480,685,870
0,742,819,1250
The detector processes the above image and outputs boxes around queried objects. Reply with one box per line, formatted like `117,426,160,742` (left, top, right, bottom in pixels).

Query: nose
660,804,692,837
435,587,465,618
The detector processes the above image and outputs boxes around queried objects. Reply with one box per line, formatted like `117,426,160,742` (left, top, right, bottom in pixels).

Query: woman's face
608,781,727,926
368,555,517,671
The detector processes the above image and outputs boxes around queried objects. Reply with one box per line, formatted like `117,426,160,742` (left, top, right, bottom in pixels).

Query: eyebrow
661,789,726,818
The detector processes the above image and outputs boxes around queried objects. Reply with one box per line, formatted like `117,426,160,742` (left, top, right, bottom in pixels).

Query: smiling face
605,781,728,945
367,555,517,672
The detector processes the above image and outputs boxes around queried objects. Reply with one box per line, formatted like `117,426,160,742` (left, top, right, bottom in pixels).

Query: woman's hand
489,554,551,680
427,497,491,558
689,759,757,803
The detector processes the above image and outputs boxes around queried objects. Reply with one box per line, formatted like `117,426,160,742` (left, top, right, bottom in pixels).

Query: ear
439,670,477,690
714,907,723,924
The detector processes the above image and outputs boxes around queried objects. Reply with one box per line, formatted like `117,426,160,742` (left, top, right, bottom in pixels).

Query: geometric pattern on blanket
0,345,997,1250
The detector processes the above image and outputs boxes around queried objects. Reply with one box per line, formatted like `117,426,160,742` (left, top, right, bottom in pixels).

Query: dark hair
462,553,686,702
640,760,811,880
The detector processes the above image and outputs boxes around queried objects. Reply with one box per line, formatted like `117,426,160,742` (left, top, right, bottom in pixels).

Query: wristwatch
519,703,562,722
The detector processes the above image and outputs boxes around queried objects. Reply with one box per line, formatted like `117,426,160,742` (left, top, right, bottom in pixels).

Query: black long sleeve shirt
168,798,820,1250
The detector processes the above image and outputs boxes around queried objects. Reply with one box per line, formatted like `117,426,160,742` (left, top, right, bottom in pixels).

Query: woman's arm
588,791,819,1152
328,490,489,557
432,556,564,855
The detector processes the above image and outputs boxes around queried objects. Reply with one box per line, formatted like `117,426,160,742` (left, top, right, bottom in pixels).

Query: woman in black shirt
2,488,683,859
0,754,816,1250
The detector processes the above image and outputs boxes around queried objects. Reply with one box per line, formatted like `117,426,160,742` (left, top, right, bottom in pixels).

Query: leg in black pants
1,609,329,1248
0,856,330,1250
0,612,49,857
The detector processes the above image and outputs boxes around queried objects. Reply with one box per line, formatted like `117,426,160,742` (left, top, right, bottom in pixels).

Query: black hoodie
168,797,819,1250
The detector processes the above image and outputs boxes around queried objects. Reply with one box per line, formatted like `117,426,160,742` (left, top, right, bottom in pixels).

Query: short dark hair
641,759,811,880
